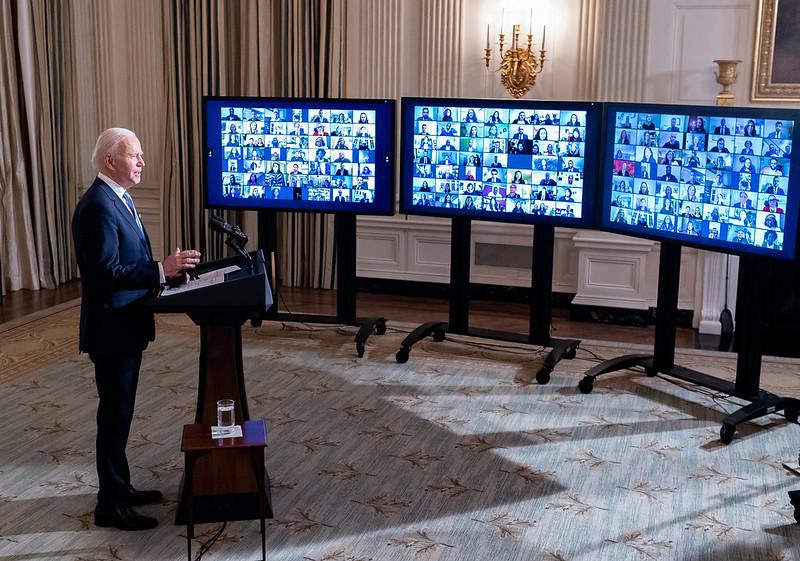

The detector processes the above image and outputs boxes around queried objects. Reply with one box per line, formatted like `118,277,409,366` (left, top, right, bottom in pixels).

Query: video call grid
410,106,589,219
218,107,379,204
608,111,793,251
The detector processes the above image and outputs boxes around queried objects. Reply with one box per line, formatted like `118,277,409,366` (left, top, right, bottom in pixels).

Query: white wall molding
572,231,655,309
419,0,463,97
595,0,650,101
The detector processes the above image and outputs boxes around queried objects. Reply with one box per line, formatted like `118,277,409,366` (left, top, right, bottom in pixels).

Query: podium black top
150,250,272,324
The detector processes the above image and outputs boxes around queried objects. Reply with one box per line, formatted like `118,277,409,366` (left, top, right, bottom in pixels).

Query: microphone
209,215,248,244
208,215,252,267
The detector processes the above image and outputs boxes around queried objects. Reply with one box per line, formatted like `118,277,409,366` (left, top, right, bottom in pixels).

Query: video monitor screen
204,97,395,214
398,98,601,227
601,103,800,259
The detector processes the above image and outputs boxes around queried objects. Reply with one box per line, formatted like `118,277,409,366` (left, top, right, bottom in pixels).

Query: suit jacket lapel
98,181,153,258
97,182,139,234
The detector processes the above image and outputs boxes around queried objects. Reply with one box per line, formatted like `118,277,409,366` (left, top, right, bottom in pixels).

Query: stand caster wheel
433,330,446,342
535,368,551,385
564,347,577,360
719,423,735,444
396,348,410,364
644,367,657,376
578,377,594,394
250,318,263,328
785,406,799,423
356,343,365,358
375,320,387,336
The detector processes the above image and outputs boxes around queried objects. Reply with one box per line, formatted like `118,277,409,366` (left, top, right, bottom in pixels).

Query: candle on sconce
529,9,533,34
501,8,505,34
542,25,547,49
486,23,490,49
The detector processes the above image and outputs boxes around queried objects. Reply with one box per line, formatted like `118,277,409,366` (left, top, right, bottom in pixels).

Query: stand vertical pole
257,210,279,314
335,213,358,324
733,254,765,398
530,225,555,345
449,217,471,334
652,241,682,371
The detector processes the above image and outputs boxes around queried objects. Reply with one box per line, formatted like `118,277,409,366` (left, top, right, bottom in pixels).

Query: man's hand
163,247,202,279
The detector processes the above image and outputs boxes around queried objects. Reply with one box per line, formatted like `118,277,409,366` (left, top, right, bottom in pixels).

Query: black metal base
577,353,800,444
253,312,386,357
395,322,448,364
394,322,579,384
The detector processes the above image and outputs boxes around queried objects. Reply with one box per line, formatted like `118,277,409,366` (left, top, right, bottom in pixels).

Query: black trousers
91,351,143,507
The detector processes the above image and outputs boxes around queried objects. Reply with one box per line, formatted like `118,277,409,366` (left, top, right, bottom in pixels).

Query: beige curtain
0,0,78,295
0,0,346,296
278,0,346,289
161,0,224,261
162,0,281,262
162,0,346,290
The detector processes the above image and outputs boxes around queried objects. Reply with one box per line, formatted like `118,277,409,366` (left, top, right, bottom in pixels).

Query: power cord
276,286,295,320
649,370,761,415
194,521,227,561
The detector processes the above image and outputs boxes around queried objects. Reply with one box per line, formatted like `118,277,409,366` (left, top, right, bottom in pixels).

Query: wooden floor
0,280,699,348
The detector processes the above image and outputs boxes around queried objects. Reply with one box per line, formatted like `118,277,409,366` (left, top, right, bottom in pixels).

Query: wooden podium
151,250,274,524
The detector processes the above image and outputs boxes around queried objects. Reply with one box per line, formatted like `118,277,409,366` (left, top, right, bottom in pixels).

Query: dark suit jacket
72,178,160,356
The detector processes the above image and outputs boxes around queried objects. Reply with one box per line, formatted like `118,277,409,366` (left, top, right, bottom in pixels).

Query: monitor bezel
203,95,396,215
598,101,800,260
398,96,602,228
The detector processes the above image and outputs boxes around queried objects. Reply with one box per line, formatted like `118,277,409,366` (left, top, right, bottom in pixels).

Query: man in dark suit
659,165,677,182
485,169,503,183
768,121,785,139
72,128,201,531
713,118,731,135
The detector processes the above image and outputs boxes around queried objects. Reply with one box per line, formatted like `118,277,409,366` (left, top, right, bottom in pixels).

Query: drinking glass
216,399,235,428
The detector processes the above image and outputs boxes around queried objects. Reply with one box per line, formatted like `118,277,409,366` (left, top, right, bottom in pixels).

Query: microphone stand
224,226,253,272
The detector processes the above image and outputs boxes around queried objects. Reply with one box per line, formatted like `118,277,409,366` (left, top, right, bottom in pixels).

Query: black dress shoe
127,487,163,506
790,491,800,524
94,504,158,531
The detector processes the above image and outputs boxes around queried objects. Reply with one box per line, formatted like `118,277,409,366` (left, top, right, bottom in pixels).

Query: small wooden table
181,420,269,561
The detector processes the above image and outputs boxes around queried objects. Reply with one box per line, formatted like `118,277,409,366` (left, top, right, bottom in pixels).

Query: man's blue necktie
122,191,144,234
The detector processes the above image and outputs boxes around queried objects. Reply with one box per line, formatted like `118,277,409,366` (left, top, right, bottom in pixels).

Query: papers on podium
161,265,242,296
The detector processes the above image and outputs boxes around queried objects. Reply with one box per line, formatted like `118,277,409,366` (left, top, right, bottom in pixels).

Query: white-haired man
72,128,201,530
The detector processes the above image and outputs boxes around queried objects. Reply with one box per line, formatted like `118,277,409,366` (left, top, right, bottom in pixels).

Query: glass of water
216,399,235,428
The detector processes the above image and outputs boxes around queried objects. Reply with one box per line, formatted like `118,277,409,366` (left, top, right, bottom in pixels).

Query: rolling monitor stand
395,217,580,384
577,240,800,444
256,210,385,357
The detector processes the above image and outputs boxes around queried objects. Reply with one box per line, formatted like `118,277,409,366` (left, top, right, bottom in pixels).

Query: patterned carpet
0,303,799,561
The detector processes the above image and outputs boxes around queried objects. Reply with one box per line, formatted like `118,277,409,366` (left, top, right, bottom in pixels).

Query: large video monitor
204,97,395,214
600,103,800,259
398,98,602,227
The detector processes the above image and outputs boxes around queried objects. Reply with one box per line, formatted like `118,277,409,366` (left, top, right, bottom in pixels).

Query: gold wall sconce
483,10,547,98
